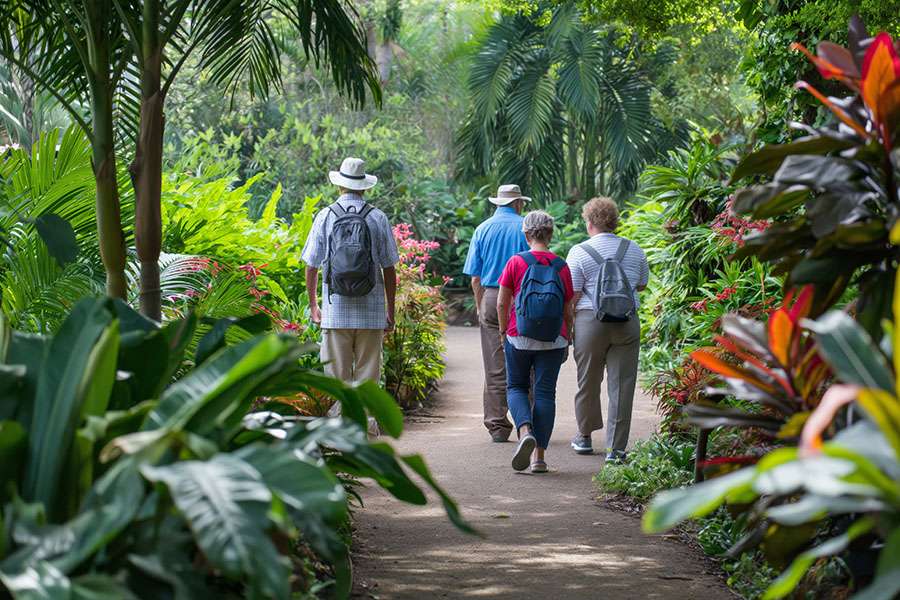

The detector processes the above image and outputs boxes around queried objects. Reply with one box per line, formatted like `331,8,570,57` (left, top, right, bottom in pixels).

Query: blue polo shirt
463,206,529,288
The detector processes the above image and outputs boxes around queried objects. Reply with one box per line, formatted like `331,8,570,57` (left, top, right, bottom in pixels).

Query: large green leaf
142,455,291,600
803,311,895,392
763,517,875,599
643,467,757,533
0,560,70,600
0,420,26,499
141,334,296,435
23,298,115,514
730,136,855,182
33,214,77,267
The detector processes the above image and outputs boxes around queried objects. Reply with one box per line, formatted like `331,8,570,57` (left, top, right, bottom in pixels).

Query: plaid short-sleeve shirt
301,193,399,329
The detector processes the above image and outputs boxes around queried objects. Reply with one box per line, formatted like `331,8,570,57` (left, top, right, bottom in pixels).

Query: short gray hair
522,210,555,243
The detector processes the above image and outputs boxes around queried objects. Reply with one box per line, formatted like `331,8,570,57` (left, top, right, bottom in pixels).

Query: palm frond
506,56,556,152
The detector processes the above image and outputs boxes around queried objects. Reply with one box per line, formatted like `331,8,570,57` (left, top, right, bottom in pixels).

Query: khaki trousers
573,310,640,452
321,328,384,386
479,287,513,437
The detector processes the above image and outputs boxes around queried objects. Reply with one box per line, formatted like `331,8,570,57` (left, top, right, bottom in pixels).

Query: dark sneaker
512,434,537,471
491,431,510,443
571,435,593,455
605,450,627,464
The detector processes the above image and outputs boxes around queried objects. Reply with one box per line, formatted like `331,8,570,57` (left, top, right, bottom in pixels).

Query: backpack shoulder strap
579,242,605,265
358,202,375,219
329,202,348,218
518,251,537,266
549,257,566,272
614,239,630,262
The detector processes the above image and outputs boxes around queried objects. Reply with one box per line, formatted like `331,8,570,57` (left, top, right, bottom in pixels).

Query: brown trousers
479,287,513,436
573,310,640,452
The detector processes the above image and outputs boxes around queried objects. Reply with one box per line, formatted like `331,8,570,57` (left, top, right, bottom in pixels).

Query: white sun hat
329,157,378,190
489,184,531,206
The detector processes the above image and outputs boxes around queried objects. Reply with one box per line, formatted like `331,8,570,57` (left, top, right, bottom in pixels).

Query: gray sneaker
512,434,537,471
605,450,627,464
571,435,593,455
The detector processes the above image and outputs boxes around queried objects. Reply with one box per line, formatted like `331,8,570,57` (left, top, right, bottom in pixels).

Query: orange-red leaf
691,348,775,393
795,81,870,139
789,285,815,322
861,32,900,128
793,42,860,90
768,309,793,367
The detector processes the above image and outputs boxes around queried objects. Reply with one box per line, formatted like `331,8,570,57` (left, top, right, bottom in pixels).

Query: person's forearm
497,287,512,332
383,267,397,319
305,267,319,307
471,276,484,314
565,300,575,340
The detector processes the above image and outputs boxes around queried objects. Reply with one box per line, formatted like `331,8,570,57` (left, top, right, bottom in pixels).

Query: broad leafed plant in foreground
0,298,471,599
730,19,900,335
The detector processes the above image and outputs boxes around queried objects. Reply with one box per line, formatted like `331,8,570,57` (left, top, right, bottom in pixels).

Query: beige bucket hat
329,157,378,190
489,184,531,206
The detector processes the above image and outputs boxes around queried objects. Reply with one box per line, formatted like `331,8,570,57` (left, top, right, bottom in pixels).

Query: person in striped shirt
565,197,649,463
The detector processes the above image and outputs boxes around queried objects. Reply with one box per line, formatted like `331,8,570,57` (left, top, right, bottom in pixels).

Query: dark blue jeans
504,340,566,449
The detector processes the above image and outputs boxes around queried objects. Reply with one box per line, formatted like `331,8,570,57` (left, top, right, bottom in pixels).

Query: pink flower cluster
712,198,768,247
394,223,440,265
690,286,737,313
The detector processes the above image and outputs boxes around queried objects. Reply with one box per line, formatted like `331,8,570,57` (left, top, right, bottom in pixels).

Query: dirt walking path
352,326,731,599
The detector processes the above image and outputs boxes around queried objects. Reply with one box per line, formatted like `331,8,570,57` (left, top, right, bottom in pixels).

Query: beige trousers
573,310,640,452
479,287,513,437
321,328,384,386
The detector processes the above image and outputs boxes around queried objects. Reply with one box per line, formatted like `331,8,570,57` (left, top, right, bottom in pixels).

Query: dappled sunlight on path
352,326,730,600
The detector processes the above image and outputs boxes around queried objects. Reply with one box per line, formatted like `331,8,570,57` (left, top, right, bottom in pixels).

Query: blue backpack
514,252,566,342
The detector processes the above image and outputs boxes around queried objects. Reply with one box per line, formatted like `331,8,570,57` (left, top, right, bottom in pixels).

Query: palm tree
111,0,379,320
457,5,689,203
1,0,378,320
0,1,133,298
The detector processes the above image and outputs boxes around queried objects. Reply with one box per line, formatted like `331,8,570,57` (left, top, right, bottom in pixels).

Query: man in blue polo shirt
463,184,530,442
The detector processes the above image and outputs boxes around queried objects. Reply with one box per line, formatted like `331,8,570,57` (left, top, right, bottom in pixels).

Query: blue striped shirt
463,207,528,287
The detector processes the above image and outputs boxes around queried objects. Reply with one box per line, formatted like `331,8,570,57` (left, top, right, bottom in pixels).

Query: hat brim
329,171,378,190
489,195,530,206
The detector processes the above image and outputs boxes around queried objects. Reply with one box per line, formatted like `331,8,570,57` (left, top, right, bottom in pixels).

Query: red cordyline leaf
691,349,777,394
788,285,815,322
714,335,794,395
768,309,794,367
860,33,900,147
792,42,861,90
795,81,871,138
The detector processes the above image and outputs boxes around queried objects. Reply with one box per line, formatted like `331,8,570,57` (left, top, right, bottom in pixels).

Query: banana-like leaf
23,298,116,515
142,455,291,600
803,311,894,392
71,574,139,600
643,467,757,533
0,560,70,600
0,420,26,501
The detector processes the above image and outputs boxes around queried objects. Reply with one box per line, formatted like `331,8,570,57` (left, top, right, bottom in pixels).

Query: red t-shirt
498,251,575,338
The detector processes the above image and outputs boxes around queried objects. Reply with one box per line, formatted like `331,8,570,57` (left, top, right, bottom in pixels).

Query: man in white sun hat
463,184,530,442
302,157,400,392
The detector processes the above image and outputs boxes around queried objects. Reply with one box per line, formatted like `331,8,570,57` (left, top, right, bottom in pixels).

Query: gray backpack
325,202,376,298
580,239,635,322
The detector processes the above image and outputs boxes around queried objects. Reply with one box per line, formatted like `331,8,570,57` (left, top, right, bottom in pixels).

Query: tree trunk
375,42,393,84
132,0,164,321
581,126,597,199
597,146,606,196
86,1,127,299
566,121,578,199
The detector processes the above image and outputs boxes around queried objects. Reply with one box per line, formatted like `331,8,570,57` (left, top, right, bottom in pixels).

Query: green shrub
594,435,694,500
383,223,447,408
0,298,470,598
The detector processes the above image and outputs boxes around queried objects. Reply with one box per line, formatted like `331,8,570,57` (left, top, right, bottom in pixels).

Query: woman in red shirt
497,211,575,473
